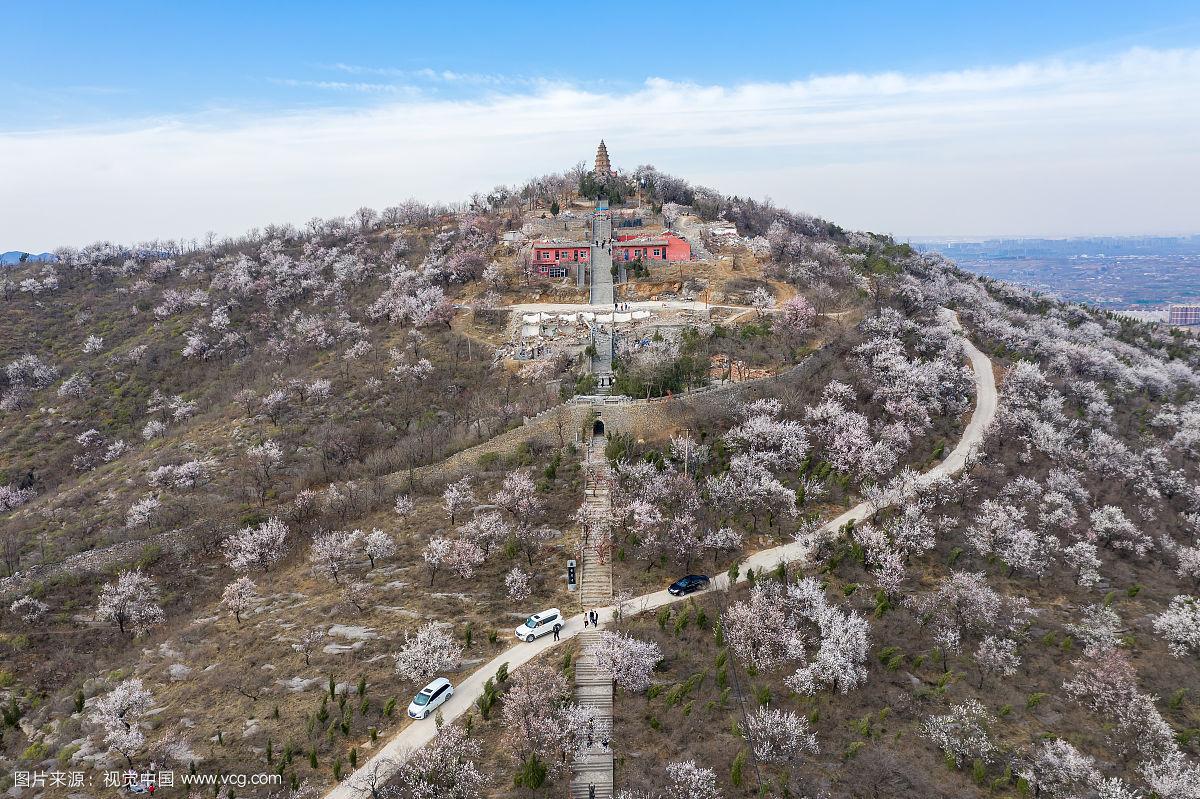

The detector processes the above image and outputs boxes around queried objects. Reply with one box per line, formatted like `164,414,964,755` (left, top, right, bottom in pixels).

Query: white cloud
267,78,421,95
324,62,523,85
2,47,1199,249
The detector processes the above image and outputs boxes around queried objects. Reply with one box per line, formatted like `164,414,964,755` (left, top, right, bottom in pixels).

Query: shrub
56,743,80,765
21,741,49,762
672,607,691,636
731,749,747,787
133,544,163,570
514,755,547,789
878,647,904,671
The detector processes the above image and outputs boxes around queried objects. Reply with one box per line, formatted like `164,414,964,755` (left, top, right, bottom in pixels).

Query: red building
614,231,691,263
531,240,590,277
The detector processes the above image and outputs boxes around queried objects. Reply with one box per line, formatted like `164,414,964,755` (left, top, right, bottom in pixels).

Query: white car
407,677,453,719
514,608,563,642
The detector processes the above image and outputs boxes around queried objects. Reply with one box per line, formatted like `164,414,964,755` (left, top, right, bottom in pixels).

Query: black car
668,574,710,596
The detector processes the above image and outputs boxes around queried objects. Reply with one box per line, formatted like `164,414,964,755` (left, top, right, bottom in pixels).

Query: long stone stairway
589,206,615,307
571,434,615,799
590,329,614,395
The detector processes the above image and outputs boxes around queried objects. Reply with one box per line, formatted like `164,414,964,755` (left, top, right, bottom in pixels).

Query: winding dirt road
328,308,996,799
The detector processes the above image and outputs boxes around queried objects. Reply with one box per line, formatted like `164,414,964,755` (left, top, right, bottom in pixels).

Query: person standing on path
553,624,560,642
584,611,590,629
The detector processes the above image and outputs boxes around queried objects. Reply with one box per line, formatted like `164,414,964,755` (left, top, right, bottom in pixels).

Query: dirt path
326,308,997,799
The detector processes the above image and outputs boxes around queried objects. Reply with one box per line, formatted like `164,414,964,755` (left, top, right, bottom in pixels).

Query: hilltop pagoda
594,140,612,176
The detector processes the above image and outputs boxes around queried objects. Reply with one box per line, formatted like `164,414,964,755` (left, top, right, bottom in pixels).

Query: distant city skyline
2,1,1200,249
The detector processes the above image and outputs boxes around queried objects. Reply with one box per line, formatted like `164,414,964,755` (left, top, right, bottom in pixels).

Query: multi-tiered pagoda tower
594,140,612,176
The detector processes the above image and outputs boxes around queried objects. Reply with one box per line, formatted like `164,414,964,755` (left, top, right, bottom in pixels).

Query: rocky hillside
1,166,1198,799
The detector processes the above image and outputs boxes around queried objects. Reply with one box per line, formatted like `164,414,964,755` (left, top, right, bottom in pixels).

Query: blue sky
3,1,1200,248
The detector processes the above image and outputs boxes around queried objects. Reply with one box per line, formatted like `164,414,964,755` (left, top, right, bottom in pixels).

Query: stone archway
592,418,605,436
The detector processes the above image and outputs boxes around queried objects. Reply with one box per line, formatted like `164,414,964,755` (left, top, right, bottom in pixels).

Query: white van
514,608,563,642
407,677,454,720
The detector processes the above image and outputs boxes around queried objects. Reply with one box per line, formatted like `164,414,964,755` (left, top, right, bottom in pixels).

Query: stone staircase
590,329,615,396
571,435,615,799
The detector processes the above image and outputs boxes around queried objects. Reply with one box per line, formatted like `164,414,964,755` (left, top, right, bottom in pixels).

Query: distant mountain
0,251,57,265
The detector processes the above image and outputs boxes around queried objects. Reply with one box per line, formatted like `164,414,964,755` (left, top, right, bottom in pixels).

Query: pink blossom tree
722,582,796,671
741,705,818,762
448,536,485,578
389,723,485,799
443,476,476,525
125,494,161,531
10,595,49,623
922,699,997,766
911,571,1002,666
89,679,154,767
702,527,743,568
1152,595,1200,658
221,576,258,624
224,517,290,573
1089,505,1150,557
292,628,325,666
1067,604,1124,654
662,760,722,799
1020,738,1099,799
974,636,1020,687
0,483,35,512
594,631,662,693
96,570,164,636
491,470,544,530
460,510,510,558
246,439,285,506
362,529,397,569
423,536,484,585
393,622,462,686
783,578,871,695
506,566,532,602
500,664,582,775
779,295,816,335
1063,541,1103,588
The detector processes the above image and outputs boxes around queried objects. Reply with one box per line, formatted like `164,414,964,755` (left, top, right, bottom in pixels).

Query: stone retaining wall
387,348,836,489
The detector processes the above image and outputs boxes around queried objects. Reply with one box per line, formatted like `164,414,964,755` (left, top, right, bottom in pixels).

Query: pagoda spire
594,140,612,175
